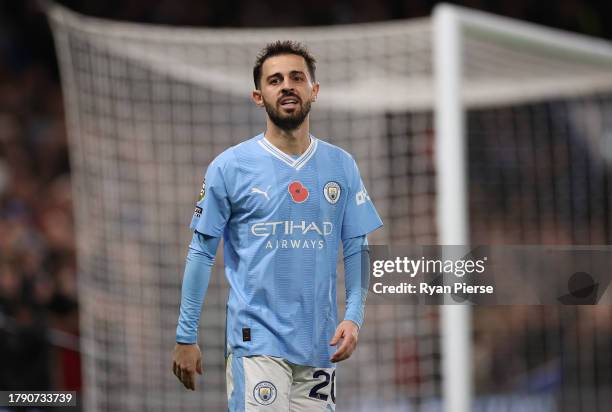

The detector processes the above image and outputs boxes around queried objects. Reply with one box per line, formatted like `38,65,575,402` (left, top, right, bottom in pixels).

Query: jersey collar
258,134,318,170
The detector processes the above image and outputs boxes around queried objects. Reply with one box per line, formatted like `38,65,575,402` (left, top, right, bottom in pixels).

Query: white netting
48,2,612,411
466,96,612,412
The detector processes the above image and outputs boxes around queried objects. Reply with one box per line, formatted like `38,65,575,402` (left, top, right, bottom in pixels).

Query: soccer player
172,40,382,411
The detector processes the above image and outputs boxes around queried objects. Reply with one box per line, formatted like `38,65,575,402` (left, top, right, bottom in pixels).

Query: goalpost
434,8,472,412
47,2,612,411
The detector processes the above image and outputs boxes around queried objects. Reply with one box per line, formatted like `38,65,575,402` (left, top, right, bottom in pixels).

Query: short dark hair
253,41,317,89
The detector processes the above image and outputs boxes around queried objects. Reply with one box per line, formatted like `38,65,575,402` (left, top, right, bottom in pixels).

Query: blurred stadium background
2,1,612,411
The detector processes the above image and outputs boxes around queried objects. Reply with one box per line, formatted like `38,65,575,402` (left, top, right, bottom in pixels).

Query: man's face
253,54,319,131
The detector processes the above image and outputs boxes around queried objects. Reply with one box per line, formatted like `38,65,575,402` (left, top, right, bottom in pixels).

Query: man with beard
172,41,382,411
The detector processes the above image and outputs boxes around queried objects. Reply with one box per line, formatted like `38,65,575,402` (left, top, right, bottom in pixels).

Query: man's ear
311,82,320,102
252,89,264,107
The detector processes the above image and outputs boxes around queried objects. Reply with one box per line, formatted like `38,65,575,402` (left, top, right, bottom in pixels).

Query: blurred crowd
0,0,611,401
0,3,79,392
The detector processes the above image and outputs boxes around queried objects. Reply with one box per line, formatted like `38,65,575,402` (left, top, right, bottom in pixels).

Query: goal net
47,3,612,411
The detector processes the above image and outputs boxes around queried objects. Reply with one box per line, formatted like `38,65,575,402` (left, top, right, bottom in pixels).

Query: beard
263,95,312,131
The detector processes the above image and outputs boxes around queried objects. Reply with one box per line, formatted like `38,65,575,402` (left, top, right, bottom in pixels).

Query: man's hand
172,343,202,390
329,320,359,363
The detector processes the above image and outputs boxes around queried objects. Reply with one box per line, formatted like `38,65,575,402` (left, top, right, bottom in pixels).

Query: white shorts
226,354,336,411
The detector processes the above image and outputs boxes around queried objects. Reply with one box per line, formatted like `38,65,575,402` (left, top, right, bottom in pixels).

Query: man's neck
264,118,311,156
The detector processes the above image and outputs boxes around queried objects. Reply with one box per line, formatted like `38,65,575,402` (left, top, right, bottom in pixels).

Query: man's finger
182,368,194,390
332,344,354,362
188,371,195,390
196,357,203,375
346,338,357,359
332,334,357,362
329,327,344,346
330,336,351,362
331,347,347,362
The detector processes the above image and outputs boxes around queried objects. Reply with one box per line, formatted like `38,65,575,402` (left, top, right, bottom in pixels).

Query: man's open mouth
279,96,300,109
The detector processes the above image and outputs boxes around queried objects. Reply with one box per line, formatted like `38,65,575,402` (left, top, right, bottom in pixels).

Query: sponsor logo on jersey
324,181,341,204
251,185,271,200
251,220,333,250
253,381,277,405
288,181,309,203
197,179,206,202
251,221,333,236
194,206,202,218
355,183,370,206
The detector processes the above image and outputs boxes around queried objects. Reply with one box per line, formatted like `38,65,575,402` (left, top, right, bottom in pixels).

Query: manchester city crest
253,381,277,405
324,181,341,204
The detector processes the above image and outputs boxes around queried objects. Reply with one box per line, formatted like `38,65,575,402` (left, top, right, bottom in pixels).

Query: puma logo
251,186,271,200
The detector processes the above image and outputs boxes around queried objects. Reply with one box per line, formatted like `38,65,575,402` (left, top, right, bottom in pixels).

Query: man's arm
173,231,221,390
330,235,369,363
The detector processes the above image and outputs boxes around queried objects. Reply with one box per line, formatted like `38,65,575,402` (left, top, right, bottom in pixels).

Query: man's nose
281,79,295,91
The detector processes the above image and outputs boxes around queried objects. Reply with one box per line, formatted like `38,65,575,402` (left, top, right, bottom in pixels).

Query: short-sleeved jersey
191,133,382,368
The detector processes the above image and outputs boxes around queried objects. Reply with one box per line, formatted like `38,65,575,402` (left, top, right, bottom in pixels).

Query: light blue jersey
190,134,382,368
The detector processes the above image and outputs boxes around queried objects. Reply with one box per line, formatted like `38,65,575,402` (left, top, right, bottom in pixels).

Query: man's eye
270,79,280,85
